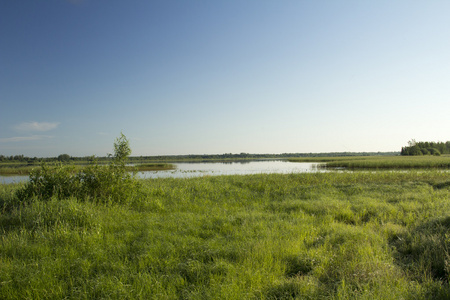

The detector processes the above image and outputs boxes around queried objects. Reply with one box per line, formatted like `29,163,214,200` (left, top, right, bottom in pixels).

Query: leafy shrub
57,154,71,161
16,163,80,200
429,148,441,156
16,133,140,204
421,148,430,155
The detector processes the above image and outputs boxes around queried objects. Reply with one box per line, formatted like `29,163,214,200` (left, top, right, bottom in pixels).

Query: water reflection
0,160,323,184
0,175,28,184
137,161,323,179
218,161,252,165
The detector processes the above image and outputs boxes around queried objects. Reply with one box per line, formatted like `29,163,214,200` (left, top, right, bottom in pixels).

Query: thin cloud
0,135,53,143
14,122,60,132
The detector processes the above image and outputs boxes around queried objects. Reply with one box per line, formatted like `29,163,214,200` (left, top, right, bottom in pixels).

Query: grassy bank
0,163,175,175
0,165,38,175
1,171,450,299
290,155,450,169
133,163,176,171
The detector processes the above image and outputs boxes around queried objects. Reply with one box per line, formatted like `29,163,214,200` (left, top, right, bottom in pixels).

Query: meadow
289,155,450,169
1,170,450,299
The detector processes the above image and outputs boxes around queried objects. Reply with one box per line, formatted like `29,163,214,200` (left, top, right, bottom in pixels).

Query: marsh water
0,161,323,184
138,161,322,179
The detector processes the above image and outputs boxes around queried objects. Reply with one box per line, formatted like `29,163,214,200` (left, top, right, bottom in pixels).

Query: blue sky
1,0,450,157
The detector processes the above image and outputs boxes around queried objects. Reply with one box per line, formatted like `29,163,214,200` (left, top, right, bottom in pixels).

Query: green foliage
16,163,80,201
402,140,450,156
291,155,450,169
133,163,175,171
111,132,132,165
429,148,442,156
2,171,450,298
57,153,71,161
16,133,139,204
0,165,40,175
128,151,399,163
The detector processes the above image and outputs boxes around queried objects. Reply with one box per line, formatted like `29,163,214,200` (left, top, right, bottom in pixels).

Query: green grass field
290,155,450,169
1,171,449,299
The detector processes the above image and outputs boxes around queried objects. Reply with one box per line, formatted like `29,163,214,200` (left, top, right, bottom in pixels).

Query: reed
0,165,36,175
0,164,87,175
290,155,450,169
132,163,176,171
0,163,175,175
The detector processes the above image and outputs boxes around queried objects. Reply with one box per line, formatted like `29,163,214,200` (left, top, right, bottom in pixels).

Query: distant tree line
0,154,107,163
128,151,399,162
401,140,450,156
1,151,400,163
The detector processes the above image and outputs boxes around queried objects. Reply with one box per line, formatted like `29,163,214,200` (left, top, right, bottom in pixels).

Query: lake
137,161,323,179
0,161,323,184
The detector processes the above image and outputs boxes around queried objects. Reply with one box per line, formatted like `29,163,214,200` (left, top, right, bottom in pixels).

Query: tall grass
133,163,176,171
0,161,175,175
1,171,450,299
291,155,450,169
0,165,38,175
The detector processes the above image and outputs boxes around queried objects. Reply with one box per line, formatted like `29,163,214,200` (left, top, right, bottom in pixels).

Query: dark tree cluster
129,151,399,162
1,151,400,163
57,154,71,162
401,140,450,156
0,155,40,163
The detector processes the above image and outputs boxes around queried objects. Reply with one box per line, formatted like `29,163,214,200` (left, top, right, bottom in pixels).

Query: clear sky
1,0,450,157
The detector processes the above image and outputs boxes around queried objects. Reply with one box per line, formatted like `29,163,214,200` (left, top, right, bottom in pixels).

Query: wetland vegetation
1,136,450,299
0,162,175,175
290,155,450,170
1,171,450,299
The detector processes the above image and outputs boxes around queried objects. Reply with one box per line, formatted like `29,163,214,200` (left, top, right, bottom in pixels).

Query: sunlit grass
0,165,37,175
290,155,450,169
1,171,450,299
0,163,175,175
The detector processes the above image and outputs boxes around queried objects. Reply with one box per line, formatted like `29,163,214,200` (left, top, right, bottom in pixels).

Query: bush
428,148,441,156
16,133,140,204
16,163,80,201
57,154,71,162
421,148,430,155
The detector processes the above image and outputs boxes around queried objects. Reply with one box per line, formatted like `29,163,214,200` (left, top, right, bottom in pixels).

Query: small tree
112,132,131,165
408,139,417,147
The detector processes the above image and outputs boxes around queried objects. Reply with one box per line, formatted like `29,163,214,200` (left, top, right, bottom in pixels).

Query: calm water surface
0,161,323,184
137,161,323,179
